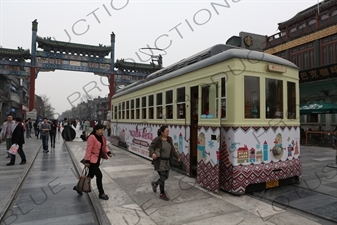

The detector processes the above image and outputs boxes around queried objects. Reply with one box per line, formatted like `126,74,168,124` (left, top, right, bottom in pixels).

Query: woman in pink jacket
73,124,112,200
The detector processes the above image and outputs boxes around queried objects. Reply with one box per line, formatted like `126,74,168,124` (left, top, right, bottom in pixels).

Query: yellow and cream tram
110,44,301,194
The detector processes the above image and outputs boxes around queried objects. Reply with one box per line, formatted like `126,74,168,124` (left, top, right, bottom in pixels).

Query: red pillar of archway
29,67,36,111
109,74,114,111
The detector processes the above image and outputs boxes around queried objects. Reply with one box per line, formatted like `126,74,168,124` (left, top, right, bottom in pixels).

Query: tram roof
113,44,298,98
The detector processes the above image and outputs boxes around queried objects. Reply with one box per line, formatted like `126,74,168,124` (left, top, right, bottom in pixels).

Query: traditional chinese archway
29,19,162,112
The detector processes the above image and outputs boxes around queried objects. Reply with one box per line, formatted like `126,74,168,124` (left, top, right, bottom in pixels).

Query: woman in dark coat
7,117,26,166
149,125,180,201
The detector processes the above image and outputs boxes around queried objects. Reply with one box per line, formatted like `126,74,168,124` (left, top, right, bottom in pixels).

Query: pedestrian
50,120,57,148
62,118,72,141
26,118,32,138
80,131,87,141
85,119,90,136
40,118,51,153
106,120,111,137
6,117,26,166
33,120,39,138
149,125,180,201
0,114,16,158
73,124,112,200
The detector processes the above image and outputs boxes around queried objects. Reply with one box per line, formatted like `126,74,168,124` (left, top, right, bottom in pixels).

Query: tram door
190,86,198,177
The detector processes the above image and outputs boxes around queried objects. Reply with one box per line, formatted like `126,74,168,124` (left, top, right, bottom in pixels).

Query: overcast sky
0,0,319,115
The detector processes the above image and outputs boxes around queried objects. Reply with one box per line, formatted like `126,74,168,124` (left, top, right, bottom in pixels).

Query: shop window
156,93,162,119
201,83,218,119
287,82,296,119
136,98,140,119
307,114,318,123
131,99,134,119
244,76,260,119
266,78,283,119
165,90,173,119
176,87,186,119
142,96,146,119
149,95,154,119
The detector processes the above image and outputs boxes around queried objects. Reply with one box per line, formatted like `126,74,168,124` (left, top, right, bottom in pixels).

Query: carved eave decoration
36,36,111,58
278,0,337,30
0,47,31,61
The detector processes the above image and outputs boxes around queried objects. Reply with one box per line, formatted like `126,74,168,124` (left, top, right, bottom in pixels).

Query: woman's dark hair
157,125,168,136
90,123,105,135
15,117,22,122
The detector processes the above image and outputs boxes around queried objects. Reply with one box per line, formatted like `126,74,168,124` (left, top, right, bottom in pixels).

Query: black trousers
50,133,56,146
156,171,169,194
89,162,104,195
10,144,26,164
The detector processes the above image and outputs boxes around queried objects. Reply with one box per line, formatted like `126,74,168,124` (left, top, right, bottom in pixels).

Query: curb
0,144,42,222
64,141,112,225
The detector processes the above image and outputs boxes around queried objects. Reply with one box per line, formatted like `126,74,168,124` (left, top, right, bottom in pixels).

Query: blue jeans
41,135,49,150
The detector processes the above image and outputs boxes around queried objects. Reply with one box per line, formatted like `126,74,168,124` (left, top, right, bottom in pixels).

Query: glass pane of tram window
287,82,296,119
114,106,117,119
166,90,173,119
176,87,185,119
201,84,218,119
126,101,129,119
136,98,140,119
131,100,134,119
244,76,260,119
221,77,226,118
118,103,121,119
157,93,162,119
266,78,283,119
149,95,154,119
142,96,146,119
122,102,125,119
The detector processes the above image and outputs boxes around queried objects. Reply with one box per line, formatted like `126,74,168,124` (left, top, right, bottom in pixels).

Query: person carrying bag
75,167,91,193
73,124,113,200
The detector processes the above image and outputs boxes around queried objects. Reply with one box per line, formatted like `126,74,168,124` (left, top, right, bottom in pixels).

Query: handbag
8,144,19,155
76,167,91,193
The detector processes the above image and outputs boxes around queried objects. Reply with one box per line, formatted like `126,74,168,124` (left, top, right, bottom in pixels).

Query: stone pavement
0,133,42,221
65,129,335,225
0,132,98,225
251,145,337,223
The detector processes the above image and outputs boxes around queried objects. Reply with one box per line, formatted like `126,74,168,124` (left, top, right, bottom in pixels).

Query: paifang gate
0,19,163,115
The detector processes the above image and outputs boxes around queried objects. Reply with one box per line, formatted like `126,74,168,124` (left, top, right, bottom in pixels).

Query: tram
110,44,301,194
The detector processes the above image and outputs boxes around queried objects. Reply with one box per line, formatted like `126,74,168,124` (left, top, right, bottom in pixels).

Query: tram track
66,140,112,225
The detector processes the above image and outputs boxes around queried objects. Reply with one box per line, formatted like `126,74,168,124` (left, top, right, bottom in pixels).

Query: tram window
157,93,163,119
114,106,117,119
131,99,134,119
122,102,125,119
166,90,173,119
136,98,140,119
201,83,218,119
266,78,283,119
149,95,154,119
142,96,147,119
126,101,129,119
287,82,296,119
118,103,121,120
176,87,186,119
221,77,226,118
244,76,260,119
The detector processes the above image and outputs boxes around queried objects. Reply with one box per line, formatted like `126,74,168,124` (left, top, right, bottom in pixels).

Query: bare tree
35,95,56,119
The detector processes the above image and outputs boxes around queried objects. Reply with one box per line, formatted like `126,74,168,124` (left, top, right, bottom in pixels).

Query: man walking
7,117,26,166
40,118,51,153
0,114,16,158
62,118,72,141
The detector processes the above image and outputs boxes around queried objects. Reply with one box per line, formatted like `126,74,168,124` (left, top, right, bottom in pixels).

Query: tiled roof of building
0,47,30,60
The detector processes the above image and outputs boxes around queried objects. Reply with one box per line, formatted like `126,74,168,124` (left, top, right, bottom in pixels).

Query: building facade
227,0,337,130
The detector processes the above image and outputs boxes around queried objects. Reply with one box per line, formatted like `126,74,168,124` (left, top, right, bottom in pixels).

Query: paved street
0,132,97,225
1,127,336,225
